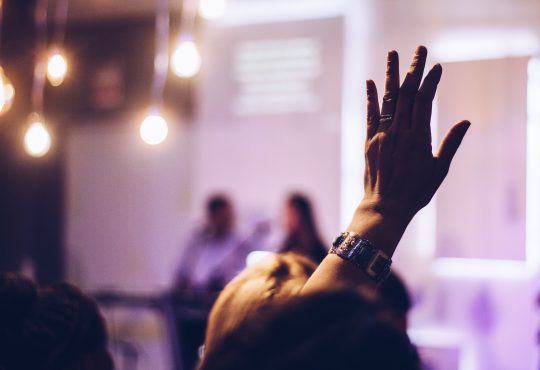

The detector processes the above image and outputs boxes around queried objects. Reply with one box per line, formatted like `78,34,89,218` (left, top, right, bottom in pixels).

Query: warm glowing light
171,38,201,78
140,114,168,145
0,68,15,115
47,52,68,86
24,119,52,157
198,0,228,20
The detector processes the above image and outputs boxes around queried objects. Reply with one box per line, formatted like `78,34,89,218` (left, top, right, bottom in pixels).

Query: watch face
350,242,377,269
332,232,347,247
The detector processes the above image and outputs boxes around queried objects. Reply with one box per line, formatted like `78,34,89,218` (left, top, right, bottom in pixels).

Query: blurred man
175,194,248,292
173,194,252,370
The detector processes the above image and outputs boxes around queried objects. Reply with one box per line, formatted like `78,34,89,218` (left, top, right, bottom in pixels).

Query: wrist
346,198,414,256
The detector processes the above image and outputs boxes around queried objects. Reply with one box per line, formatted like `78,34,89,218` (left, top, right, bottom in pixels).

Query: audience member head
377,270,413,332
204,252,316,354
205,194,234,237
200,289,420,370
281,193,327,263
0,273,113,370
283,193,318,236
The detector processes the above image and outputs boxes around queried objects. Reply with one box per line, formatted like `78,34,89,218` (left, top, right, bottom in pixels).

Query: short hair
204,253,317,353
0,273,112,370
206,194,231,216
199,289,420,370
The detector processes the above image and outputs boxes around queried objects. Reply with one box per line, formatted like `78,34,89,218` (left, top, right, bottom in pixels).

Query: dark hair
377,271,412,316
281,193,327,263
0,273,112,370
287,193,318,235
199,289,420,370
206,194,231,216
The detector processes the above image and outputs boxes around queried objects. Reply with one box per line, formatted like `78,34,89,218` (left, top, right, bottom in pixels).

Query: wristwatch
329,232,392,282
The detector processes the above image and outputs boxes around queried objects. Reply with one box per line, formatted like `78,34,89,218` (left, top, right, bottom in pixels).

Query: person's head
0,273,113,370
200,289,420,370
283,193,318,236
204,253,317,354
377,270,412,333
206,194,234,236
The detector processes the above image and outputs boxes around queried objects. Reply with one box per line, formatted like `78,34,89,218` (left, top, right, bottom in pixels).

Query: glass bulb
171,39,201,78
0,67,15,115
199,0,228,20
24,120,52,157
47,52,68,86
140,114,168,145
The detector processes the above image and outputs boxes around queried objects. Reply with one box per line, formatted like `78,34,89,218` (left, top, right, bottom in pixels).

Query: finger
435,120,471,179
379,50,399,131
392,46,428,131
366,79,380,139
411,63,442,134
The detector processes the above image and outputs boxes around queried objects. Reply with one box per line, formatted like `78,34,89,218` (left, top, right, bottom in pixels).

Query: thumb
435,120,471,179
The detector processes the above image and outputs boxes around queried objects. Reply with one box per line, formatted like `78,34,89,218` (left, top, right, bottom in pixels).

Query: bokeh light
24,118,52,157
47,52,68,86
171,38,201,78
140,114,169,145
0,68,15,115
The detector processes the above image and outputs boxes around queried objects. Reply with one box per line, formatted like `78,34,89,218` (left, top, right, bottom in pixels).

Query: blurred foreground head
0,273,113,370
204,252,317,353
201,254,419,370
201,289,419,370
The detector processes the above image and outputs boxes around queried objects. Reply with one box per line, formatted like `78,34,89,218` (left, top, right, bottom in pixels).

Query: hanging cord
32,0,48,113
0,0,4,55
52,0,69,48
180,0,198,36
151,0,170,107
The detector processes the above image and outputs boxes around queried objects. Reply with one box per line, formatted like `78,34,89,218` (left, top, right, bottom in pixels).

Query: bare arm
303,46,470,293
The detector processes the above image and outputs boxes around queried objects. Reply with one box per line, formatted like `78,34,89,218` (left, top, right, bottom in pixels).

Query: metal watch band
329,232,392,282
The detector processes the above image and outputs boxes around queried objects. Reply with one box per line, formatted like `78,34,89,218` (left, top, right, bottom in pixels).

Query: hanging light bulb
24,115,52,157
171,34,201,78
140,112,169,145
0,67,15,116
198,0,228,20
46,50,68,86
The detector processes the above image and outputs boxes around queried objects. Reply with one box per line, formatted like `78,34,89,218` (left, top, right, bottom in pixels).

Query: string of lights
140,0,171,145
171,0,202,78
47,0,69,87
5,0,231,153
24,0,52,158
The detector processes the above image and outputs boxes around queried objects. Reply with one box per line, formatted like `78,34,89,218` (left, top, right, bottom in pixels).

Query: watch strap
329,232,392,282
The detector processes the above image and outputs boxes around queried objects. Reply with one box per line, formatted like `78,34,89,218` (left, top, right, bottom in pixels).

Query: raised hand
303,46,470,293
349,46,470,254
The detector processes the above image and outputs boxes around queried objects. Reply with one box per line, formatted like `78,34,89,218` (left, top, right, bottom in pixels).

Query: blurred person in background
279,193,328,264
173,193,261,370
0,272,113,370
174,194,248,293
